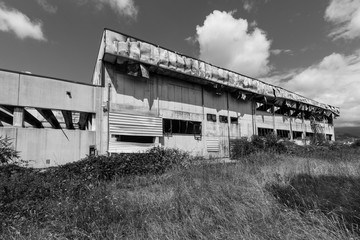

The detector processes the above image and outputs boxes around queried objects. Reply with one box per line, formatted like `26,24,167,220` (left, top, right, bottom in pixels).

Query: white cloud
37,0,57,14
96,0,138,19
243,1,254,12
325,0,360,39
196,10,272,78
0,2,46,41
265,51,360,126
271,49,293,55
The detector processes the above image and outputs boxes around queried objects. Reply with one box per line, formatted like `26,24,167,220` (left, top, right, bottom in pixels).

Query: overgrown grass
1,143,360,239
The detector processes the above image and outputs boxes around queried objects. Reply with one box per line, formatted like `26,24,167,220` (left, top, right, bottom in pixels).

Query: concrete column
289,117,293,140
13,107,24,127
302,111,306,144
272,105,276,136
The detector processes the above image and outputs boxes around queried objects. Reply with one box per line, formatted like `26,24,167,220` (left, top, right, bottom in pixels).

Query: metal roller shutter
109,112,163,136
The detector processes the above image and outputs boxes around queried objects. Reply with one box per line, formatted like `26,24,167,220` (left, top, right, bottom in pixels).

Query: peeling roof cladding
102,29,340,117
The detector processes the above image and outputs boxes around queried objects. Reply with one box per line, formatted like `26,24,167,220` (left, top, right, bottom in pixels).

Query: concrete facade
0,29,339,167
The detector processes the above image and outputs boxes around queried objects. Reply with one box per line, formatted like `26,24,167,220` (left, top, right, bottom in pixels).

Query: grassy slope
1,151,360,239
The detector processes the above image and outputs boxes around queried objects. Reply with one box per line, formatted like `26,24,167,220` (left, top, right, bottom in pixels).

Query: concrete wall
103,63,335,157
0,69,101,166
0,70,97,112
0,128,96,168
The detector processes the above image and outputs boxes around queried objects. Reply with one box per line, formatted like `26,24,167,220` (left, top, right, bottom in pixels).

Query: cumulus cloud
325,0,360,39
265,51,360,126
0,2,46,41
37,0,57,14
271,49,293,55
96,0,138,19
243,1,254,12
196,10,271,78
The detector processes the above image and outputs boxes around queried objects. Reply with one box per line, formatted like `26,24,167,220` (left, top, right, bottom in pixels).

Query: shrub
230,138,255,159
351,139,360,148
0,136,19,165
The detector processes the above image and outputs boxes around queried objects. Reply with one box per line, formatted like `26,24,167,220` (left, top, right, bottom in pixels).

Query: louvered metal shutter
109,112,163,136
206,138,220,152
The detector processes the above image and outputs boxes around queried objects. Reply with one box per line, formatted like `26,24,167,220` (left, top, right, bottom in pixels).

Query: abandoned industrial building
0,29,340,168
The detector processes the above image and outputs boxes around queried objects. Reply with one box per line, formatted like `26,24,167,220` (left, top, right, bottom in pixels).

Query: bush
351,139,360,148
0,136,19,165
230,138,255,159
231,134,287,159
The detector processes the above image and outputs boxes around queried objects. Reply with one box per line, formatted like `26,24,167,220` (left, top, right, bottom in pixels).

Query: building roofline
0,67,99,87
102,28,340,114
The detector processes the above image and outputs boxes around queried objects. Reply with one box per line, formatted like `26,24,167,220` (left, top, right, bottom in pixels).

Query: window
219,115,228,123
326,134,332,141
112,135,154,143
277,129,290,138
258,128,274,137
256,102,273,113
163,119,202,135
293,131,303,139
230,117,238,124
207,114,216,122
306,132,314,138
274,106,290,116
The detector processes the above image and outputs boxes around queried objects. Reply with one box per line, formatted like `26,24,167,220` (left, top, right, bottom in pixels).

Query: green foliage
0,136,19,165
351,139,360,148
1,154,359,239
230,137,255,158
230,134,287,159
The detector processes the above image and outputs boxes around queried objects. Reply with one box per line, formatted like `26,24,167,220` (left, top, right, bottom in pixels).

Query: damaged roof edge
102,28,340,116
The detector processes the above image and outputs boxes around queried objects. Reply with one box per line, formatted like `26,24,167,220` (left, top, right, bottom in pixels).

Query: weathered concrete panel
106,65,159,116
163,135,204,156
0,128,96,168
19,75,95,112
158,75,202,114
0,71,19,106
256,111,273,128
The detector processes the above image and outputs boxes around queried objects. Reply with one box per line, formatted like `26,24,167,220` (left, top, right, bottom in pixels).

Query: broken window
256,102,273,113
293,131,303,139
112,135,154,143
258,128,274,137
207,114,216,122
326,134,332,141
230,117,238,124
219,115,228,123
163,119,202,135
277,129,290,138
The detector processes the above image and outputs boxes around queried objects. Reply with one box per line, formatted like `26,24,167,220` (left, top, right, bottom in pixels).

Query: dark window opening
230,117,238,124
219,115,228,123
258,128,274,137
256,103,273,113
207,114,216,122
112,135,154,143
277,129,290,138
293,131,303,139
275,106,290,116
306,132,314,138
163,119,202,135
326,134,332,141
327,116,333,125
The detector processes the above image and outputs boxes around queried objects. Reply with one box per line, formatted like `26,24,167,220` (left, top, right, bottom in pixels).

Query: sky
0,0,359,127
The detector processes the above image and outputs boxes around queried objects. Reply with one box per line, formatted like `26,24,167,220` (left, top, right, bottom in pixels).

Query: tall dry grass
1,149,360,240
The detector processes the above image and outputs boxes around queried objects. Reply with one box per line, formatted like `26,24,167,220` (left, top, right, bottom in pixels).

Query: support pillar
272,105,276,136
13,107,24,127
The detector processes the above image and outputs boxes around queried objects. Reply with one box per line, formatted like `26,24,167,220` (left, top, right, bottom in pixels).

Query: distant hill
335,127,360,140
